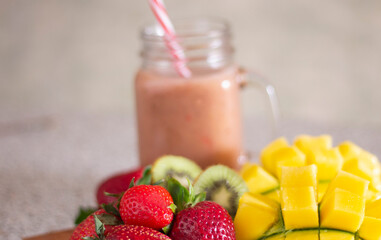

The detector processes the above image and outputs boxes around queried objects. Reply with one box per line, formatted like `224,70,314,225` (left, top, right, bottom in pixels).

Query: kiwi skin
194,164,249,218
151,155,203,187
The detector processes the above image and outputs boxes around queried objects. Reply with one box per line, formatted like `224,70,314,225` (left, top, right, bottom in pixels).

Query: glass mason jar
135,17,278,169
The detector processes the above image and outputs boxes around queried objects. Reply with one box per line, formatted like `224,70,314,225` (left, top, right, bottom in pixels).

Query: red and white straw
148,0,192,78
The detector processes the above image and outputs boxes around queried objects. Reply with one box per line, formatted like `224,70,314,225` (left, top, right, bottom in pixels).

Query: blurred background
1,0,381,127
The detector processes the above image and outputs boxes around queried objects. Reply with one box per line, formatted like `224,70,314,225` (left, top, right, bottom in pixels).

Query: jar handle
238,67,280,139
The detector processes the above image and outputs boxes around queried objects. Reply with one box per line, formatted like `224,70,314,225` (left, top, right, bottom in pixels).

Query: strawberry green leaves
166,178,206,212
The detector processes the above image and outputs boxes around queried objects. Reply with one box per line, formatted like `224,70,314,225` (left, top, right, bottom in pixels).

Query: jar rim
140,16,231,41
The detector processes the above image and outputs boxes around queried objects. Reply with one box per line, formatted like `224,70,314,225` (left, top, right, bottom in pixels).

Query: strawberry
164,178,236,240
106,225,171,240
119,185,175,229
70,209,117,240
96,167,144,205
170,201,236,240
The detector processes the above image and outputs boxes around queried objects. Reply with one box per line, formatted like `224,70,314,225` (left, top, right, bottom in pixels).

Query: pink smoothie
135,66,244,169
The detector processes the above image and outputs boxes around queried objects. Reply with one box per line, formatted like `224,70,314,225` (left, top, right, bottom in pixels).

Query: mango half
235,135,381,240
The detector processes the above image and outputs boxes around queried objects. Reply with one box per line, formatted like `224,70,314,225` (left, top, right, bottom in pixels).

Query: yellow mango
273,147,306,178
338,141,363,162
261,137,289,174
318,181,330,203
306,148,343,181
358,216,381,240
366,188,381,202
263,189,280,202
235,192,280,240
321,171,369,204
264,234,285,240
294,134,332,154
280,165,317,188
365,198,381,218
241,163,279,194
285,230,319,240
343,154,381,190
280,187,319,229
319,230,355,240
320,188,365,232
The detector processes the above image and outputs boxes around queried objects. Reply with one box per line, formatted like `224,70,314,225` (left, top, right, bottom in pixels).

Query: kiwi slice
194,165,248,218
151,155,203,187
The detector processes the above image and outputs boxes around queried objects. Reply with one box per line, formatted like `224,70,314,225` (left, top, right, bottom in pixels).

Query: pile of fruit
71,156,247,240
235,135,381,240
71,135,381,240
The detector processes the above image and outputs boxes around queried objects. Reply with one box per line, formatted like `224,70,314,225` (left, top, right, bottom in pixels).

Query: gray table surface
0,113,380,240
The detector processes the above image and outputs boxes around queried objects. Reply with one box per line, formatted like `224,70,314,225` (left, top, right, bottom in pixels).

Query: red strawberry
96,168,144,205
70,209,113,240
170,201,236,240
106,225,171,240
119,185,174,229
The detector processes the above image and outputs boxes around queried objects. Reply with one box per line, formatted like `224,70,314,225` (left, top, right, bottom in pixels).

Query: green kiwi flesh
151,155,203,187
194,165,249,218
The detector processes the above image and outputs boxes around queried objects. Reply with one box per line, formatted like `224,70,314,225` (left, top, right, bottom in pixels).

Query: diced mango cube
261,137,289,174
273,147,306,178
343,154,381,190
338,141,363,162
306,148,343,181
321,171,369,204
285,230,319,240
280,187,318,229
365,198,381,218
320,188,365,232
294,134,332,154
235,192,280,240
280,165,317,188
241,163,279,194
358,216,381,240
343,158,374,182
319,230,355,240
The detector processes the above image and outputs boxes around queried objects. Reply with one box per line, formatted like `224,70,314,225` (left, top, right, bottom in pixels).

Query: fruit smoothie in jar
135,18,278,169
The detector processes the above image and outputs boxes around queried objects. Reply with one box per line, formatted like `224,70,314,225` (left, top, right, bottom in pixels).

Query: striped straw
148,0,192,78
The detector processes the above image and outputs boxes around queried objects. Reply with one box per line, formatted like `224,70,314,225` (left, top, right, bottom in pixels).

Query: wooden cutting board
23,229,74,240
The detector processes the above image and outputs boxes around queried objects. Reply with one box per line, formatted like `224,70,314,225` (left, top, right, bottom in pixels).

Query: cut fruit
306,148,343,181
338,141,364,162
234,193,280,240
236,136,381,240
280,165,317,188
240,163,279,194
365,198,381,218
343,155,381,190
151,155,202,187
263,189,280,202
285,229,319,240
358,216,381,240
319,229,355,240
294,134,332,154
317,181,330,203
320,188,365,232
280,187,319,230
194,164,248,218
261,138,289,174
321,171,369,203
261,233,285,240
272,146,306,178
